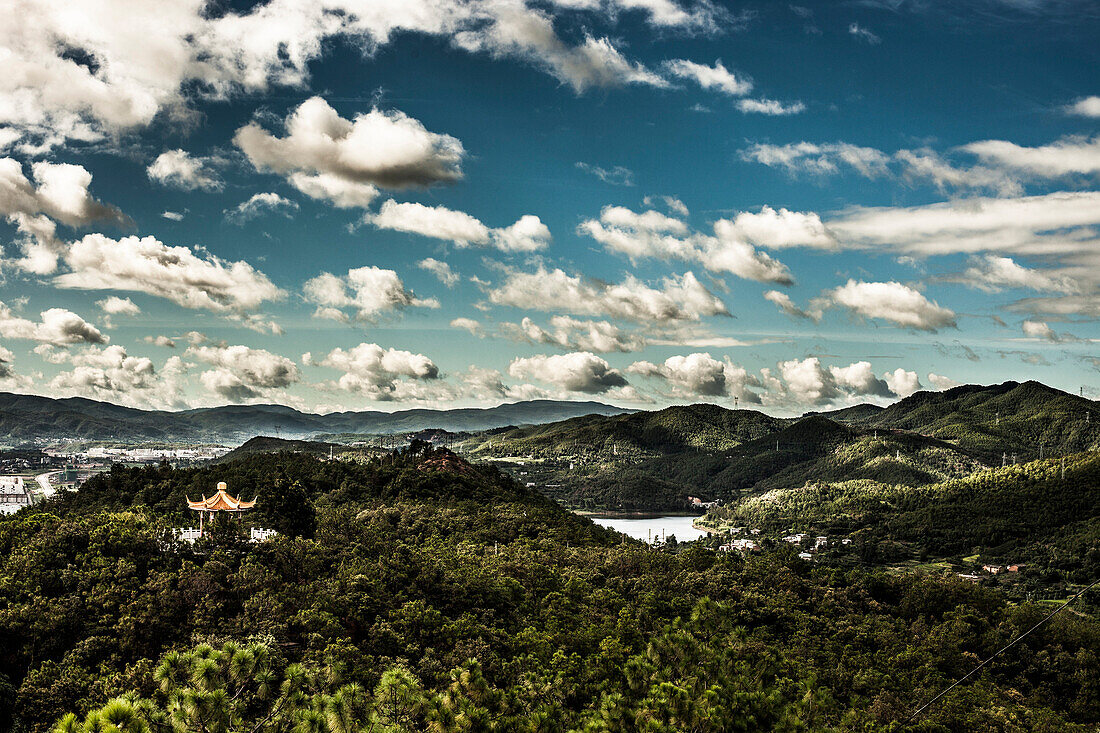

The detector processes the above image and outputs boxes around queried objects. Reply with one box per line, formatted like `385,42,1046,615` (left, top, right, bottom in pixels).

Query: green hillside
217,435,357,462
460,382,1097,513
464,403,786,456
707,415,984,492
708,451,1100,595
831,381,1100,461
467,408,986,512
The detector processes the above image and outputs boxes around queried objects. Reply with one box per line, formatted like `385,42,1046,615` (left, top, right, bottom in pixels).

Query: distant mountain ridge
0,393,633,445
2,380,1095,458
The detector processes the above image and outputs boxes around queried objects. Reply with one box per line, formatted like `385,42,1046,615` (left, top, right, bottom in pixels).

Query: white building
719,538,758,553
0,477,31,514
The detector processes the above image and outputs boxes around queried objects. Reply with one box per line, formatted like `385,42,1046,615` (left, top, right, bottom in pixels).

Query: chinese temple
186,481,256,536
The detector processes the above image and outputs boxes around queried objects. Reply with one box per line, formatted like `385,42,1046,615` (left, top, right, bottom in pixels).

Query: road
35,471,60,499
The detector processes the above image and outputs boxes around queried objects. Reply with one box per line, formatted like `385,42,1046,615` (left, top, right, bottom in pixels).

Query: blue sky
0,0,1098,413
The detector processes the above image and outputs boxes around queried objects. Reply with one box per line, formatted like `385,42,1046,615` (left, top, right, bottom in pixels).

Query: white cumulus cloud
882,367,921,397
502,316,645,352
628,352,760,400
369,200,551,251
736,98,805,115
96,296,140,316
419,258,460,287
224,192,298,224
487,266,729,323
578,205,794,284
235,97,465,207
54,234,284,312
1066,96,1100,118
0,301,106,345
147,150,223,191
308,342,440,400
0,157,127,273
825,280,956,331
508,352,628,393
304,266,438,321
956,255,1079,294
664,59,752,96
189,343,301,402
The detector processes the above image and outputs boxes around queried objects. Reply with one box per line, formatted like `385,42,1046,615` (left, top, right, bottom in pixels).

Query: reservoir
588,514,709,543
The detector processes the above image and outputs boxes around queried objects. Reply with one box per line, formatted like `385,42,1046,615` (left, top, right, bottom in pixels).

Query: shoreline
692,519,718,535
573,509,704,519
574,510,720,538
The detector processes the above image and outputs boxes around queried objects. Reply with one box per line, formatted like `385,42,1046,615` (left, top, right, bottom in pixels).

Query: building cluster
77,446,232,461
718,527,854,560
959,561,1025,581
0,450,51,473
717,526,764,554
721,538,759,552
781,532,853,561
0,476,31,515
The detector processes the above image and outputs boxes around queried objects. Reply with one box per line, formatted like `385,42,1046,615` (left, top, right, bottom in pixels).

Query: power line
907,575,1100,723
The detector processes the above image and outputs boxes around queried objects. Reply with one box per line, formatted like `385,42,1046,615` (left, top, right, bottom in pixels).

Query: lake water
588,515,709,543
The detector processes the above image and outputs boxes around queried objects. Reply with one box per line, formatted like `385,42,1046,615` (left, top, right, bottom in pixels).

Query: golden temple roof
187,482,256,512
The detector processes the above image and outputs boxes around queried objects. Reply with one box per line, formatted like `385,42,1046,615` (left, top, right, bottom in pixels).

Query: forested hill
712,451,1100,564
5,446,1100,731
466,402,787,454
216,435,355,462
458,381,1097,512
466,406,986,512
824,380,1100,460
0,392,631,444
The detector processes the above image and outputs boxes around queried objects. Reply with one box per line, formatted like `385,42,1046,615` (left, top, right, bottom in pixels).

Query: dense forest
707,451,1100,600
2,445,1099,731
